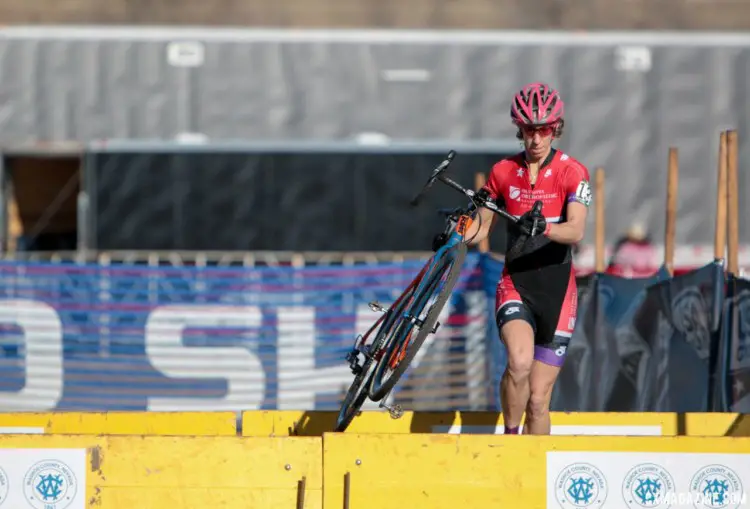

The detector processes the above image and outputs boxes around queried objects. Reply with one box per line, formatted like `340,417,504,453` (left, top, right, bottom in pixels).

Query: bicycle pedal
378,400,404,420
388,404,404,420
368,301,387,313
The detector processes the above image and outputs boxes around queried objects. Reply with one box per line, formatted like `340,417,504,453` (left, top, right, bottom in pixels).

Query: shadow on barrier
408,410,504,434
268,409,750,437
290,411,338,436
725,414,750,436
287,410,506,436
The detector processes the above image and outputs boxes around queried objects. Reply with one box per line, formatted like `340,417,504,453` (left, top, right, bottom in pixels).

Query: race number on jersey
575,180,592,207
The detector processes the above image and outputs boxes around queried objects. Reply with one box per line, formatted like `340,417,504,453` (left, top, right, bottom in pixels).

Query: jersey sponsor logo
504,306,520,315
513,189,559,201
516,168,525,177
544,169,552,178
555,345,567,357
560,153,569,161
575,180,592,207
509,186,521,200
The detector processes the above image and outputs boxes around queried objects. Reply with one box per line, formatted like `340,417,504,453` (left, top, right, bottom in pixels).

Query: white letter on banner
145,305,265,411
0,299,63,410
277,306,352,410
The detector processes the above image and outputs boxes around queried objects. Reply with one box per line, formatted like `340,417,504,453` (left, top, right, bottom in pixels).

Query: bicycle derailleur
345,345,363,375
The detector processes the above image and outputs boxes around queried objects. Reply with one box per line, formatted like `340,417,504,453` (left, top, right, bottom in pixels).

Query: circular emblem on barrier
622,463,675,508
24,460,78,509
690,464,743,509
555,462,608,509
0,466,9,506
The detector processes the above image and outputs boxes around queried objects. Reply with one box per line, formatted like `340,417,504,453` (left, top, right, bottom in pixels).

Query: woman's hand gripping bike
334,150,520,432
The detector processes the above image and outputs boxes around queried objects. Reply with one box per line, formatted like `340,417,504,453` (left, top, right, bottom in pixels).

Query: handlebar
410,150,456,207
411,151,519,225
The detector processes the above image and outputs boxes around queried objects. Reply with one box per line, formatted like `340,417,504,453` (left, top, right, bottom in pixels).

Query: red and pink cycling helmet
511,82,565,138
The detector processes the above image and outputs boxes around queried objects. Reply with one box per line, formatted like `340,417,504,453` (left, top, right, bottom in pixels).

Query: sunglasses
520,125,555,137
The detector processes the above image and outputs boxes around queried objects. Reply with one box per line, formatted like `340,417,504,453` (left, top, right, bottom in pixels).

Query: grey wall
1,27,748,244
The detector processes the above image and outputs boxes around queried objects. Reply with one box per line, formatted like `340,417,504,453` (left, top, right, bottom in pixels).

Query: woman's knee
501,321,535,379
527,390,551,419
527,367,559,418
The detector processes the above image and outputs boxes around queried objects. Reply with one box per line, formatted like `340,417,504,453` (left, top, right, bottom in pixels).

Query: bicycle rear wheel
334,282,418,431
334,356,375,432
368,242,466,402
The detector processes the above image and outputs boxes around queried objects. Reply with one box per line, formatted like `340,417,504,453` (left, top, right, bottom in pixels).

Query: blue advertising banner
0,255,744,413
0,255,491,412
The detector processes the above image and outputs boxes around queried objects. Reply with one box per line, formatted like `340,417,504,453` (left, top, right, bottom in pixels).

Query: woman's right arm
465,207,498,245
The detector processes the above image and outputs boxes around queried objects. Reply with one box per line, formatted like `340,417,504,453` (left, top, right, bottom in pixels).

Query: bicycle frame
348,213,472,370
414,213,474,300
349,263,428,357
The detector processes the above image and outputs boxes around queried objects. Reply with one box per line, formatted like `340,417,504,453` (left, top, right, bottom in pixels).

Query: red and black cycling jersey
484,149,592,362
481,148,592,272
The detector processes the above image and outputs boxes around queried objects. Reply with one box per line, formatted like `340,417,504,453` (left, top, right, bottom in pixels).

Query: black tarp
723,275,750,411
84,143,518,251
553,263,725,412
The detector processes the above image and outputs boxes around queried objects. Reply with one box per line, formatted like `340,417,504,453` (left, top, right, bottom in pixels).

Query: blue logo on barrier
0,466,8,506
555,462,607,509
690,464,743,508
622,463,674,508
23,460,78,509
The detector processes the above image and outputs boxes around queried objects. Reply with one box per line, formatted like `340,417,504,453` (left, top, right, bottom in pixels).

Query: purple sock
504,426,519,435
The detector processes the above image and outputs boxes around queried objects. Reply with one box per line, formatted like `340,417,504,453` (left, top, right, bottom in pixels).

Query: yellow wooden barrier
241,410,749,437
0,434,321,508
322,433,750,509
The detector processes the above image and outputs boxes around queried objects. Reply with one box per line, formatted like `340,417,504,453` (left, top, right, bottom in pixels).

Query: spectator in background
607,221,658,278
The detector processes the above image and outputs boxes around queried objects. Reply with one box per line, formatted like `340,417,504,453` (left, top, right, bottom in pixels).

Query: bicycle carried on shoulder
335,150,520,432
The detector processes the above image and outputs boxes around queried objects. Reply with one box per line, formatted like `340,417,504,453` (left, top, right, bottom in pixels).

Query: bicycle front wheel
368,242,466,401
